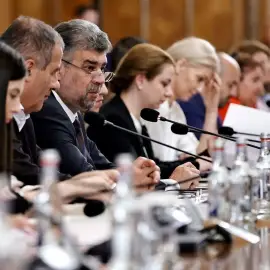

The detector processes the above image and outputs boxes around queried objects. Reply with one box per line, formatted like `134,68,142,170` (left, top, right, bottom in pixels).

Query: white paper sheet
223,104,269,167
224,103,270,134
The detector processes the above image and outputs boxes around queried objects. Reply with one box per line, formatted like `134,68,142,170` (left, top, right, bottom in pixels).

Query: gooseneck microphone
141,108,231,138
171,123,260,146
84,112,212,163
141,108,260,150
218,126,260,138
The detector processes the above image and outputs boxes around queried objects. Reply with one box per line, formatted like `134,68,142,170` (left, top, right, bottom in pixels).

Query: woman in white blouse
145,37,221,169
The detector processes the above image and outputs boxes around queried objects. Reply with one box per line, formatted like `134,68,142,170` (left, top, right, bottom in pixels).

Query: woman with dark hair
0,41,37,243
0,41,27,199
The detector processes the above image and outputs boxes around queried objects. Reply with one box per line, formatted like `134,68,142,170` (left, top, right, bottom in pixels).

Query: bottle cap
40,149,60,167
236,137,246,147
214,137,224,151
115,153,134,168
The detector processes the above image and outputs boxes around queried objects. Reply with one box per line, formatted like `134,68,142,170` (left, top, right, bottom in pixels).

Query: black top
31,94,114,177
12,118,70,185
86,95,199,179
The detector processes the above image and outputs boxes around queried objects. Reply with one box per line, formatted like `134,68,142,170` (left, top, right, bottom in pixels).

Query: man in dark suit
31,19,200,189
31,19,161,187
2,16,119,201
31,92,114,176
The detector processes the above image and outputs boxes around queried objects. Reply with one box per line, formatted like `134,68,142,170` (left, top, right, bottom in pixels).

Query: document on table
223,104,270,167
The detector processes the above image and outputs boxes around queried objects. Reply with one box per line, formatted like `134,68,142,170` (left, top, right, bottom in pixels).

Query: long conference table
64,203,270,270
181,220,270,270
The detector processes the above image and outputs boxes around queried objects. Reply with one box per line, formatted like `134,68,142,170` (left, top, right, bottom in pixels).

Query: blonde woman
145,37,220,170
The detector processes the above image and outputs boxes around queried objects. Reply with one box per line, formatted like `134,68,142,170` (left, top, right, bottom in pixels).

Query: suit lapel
115,96,149,158
50,94,76,138
21,118,38,163
50,95,95,167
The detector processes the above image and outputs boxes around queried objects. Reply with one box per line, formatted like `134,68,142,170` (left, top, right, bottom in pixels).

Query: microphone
83,200,106,217
171,123,260,148
84,112,212,163
141,108,260,150
218,126,260,138
140,108,160,122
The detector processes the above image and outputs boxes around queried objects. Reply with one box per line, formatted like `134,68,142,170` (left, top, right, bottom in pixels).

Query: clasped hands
59,157,200,202
6,158,201,204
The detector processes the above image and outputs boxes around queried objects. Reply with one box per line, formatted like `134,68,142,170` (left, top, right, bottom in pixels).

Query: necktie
73,117,86,155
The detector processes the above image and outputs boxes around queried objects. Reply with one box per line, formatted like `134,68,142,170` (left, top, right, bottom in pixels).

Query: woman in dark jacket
87,43,201,179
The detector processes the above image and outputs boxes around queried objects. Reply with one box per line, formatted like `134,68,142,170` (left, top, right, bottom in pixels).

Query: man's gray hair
54,19,111,59
1,16,64,69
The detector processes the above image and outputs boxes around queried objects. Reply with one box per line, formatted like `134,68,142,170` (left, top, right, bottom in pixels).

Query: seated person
105,36,147,103
217,53,240,122
75,3,100,25
229,40,270,112
109,36,146,73
219,53,264,120
176,38,221,139
30,19,163,189
87,43,201,182
1,16,121,205
145,37,220,169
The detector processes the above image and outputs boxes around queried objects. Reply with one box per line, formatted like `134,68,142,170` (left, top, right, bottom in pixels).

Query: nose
51,79,60,91
100,84,108,96
92,72,106,85
165,85,173,98
12,100,22,114
256,82,265,96
196,81,205,93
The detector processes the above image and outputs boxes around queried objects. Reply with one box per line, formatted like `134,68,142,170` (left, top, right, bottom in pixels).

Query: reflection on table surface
63,192,270,270
180,226,270,270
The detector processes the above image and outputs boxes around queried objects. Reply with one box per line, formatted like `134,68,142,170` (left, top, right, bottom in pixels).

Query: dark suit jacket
31,94,114,176
12,118,70,185
87,95,199,179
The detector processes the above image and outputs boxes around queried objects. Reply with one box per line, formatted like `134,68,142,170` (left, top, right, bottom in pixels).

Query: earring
28,70,31,76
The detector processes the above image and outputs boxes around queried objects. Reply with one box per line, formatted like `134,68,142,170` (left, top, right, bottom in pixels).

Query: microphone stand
164,119,260,150
106,121,212,163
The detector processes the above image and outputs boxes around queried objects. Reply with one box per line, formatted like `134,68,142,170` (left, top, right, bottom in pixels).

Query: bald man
218,53,241,121
218,52,241,108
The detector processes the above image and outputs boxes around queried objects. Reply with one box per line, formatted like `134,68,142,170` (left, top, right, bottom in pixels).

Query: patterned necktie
73,117,86,155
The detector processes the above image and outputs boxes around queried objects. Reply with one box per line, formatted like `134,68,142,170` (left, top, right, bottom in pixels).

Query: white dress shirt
52,91,78,123
144,100,199,161
13,104,30,131
130,113,142,134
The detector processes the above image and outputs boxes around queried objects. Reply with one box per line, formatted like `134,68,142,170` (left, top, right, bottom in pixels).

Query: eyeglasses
62,59,115,83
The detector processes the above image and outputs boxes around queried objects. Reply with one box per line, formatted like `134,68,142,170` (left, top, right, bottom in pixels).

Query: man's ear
24,59,35,81
175,59,186,74
134,74,146,90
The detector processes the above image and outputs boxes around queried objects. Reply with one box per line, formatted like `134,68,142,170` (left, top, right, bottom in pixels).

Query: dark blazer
87,95,199,179
12,118,70,185
31,94,114,177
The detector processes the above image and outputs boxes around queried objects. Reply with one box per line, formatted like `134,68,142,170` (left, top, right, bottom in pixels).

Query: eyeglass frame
62,59,115,83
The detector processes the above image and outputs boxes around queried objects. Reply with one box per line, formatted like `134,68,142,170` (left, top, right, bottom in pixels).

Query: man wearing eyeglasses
31,19,160,187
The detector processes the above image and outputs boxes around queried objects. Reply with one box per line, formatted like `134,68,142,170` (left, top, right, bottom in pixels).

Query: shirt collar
130,113,142,134
52,90,78,123
13,104,30,132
